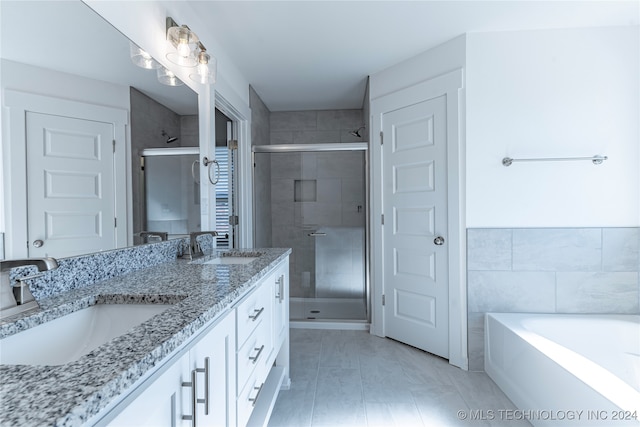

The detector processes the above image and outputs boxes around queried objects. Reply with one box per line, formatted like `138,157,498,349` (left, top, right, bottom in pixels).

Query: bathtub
485,313,639,426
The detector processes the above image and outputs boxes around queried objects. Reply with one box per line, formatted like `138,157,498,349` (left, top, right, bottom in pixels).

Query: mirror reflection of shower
162,130,179,143
140,147,200,242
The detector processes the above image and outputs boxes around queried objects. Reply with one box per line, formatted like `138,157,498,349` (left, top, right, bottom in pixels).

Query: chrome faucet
1,258,59,319
180,231,218,260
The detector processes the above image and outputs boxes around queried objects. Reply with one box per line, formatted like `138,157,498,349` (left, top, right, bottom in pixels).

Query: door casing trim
369,69,467,370
3,90,129,258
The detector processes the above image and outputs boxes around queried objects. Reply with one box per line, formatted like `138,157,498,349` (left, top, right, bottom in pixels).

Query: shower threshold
290,297,367,324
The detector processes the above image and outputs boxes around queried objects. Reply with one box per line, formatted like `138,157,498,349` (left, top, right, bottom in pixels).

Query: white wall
369,35,466,101
466,26,639,227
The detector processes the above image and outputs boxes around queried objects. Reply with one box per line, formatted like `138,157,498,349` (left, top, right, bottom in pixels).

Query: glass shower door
254,145,368,323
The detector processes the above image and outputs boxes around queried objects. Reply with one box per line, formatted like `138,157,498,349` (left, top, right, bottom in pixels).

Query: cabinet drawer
237,370,268,427
236,313,270,393
236,279,272,348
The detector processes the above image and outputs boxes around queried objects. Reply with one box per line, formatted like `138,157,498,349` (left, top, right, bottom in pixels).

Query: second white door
382,95,449,359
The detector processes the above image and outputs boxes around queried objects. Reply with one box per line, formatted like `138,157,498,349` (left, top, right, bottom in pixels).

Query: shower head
349,126,366,138
161,130,179,144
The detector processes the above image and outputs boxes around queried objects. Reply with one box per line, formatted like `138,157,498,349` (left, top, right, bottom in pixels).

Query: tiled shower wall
467,227,640,371
268,110,366,298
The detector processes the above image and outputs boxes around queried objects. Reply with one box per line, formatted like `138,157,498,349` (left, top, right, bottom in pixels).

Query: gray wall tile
270,131,294,145
556,272,639,313
270,111,317,131
467,229,512,271
603,228,640,272
512,228,602,271
250,86,272,248
292,130,341,144
317,109,363,131
467,271,556,313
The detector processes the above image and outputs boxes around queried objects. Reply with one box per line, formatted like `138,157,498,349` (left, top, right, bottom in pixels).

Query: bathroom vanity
0,246,291,427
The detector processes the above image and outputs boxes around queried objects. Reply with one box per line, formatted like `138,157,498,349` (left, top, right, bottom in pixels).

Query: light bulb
177,41,191,58
197,62,209,77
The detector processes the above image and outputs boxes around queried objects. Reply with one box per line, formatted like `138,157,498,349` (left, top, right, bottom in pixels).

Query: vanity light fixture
129,42,161,69
189,44,217,84
166,17,199,67
157,67,184,86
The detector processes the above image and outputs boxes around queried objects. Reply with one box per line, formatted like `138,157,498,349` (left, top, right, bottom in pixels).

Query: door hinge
380,131,384,145
112,139,116,153
229,215,239,226
382,294,386,306
114,218,117,228
381,214,384,225
228,139,238,150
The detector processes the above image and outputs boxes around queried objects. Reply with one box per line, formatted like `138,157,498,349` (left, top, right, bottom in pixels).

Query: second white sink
0,303,172,366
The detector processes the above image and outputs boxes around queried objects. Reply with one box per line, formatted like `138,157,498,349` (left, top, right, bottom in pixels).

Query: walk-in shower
253,143,369,325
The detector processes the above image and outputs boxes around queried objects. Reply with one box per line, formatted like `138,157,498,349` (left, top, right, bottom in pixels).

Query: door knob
33,240,44,248
433,236,445,246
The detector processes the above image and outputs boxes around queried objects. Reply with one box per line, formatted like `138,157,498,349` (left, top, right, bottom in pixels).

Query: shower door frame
251,142,371,325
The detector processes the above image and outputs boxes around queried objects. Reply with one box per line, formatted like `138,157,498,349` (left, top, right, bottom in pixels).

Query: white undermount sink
0,303,172,366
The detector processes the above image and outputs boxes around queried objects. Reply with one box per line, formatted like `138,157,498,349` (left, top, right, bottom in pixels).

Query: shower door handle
308,232,326,237
191,160,200,185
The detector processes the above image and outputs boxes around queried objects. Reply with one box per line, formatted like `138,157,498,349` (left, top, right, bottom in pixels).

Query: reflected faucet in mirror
1,258,59,320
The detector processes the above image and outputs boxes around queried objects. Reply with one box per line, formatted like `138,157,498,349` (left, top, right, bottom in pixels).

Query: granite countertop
0,248,291,427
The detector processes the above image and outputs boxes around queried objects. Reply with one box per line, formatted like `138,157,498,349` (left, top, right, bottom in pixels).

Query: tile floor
268,329,532,427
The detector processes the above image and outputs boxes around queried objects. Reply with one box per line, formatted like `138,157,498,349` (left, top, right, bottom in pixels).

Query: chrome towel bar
502,155,608,167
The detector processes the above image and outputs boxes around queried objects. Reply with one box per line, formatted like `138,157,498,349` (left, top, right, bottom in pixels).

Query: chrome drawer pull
248,307,264,321
248,383,264,407
249,345,265,364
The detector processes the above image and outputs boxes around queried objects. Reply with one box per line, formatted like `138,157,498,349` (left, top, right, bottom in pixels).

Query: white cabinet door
188,312,236,427
108,353,190,427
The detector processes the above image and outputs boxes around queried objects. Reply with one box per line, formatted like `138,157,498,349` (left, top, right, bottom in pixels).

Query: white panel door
383,95,449,359
26,112,116,258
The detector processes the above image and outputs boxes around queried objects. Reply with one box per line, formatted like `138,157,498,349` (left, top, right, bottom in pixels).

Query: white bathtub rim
485,313,640,415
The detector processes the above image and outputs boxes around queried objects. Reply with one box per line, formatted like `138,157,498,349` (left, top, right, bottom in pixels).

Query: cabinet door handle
248,307,264,321
248,382,264,407
278,275,285,303
193,357,210,415
203,357,210,415
249,344,265,364
181,370,197,427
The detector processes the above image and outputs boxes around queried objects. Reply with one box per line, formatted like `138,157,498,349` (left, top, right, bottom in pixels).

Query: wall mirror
1,0,200,258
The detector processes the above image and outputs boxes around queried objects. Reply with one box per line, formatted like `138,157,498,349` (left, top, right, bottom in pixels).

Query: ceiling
1,1,638,114
193,1,639,111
